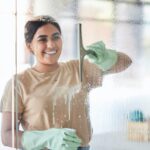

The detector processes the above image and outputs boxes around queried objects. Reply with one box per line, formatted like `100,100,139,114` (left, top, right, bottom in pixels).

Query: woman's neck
33,63,59,73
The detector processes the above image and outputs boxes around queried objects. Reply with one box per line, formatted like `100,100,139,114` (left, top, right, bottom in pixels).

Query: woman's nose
47,39,55,48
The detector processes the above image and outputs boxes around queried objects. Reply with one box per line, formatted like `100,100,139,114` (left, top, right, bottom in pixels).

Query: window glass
0,0,150,149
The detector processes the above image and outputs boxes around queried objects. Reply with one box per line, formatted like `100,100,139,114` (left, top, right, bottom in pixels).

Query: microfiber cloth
86,41,118,71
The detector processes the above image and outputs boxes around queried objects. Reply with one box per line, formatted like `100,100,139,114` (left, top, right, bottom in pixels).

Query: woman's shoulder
17,67,32,78
60,59,79,70
60,59,101,71
2,68,30,90
6,68,32,85
61,59,78,65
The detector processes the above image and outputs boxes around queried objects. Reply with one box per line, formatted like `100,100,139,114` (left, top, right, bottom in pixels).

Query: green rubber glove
86,41,118,71
22,128,81,150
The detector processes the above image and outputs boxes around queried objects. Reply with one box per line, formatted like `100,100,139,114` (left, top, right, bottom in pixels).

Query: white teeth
45,51,56,55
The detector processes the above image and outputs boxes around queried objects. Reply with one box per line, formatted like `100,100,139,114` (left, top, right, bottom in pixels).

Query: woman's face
28,23,62,66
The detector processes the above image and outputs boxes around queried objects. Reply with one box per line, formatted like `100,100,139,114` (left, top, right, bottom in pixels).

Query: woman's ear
26,43,31,50
26,43,34,54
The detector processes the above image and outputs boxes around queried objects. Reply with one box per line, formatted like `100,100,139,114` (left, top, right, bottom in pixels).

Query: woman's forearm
2,129,23,148
104,52,132,74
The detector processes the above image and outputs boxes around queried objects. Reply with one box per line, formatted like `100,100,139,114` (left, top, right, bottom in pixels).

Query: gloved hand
22,128,81,150
86,41,118,71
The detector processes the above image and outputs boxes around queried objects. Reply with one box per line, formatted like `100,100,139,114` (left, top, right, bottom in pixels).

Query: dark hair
24,16,61,43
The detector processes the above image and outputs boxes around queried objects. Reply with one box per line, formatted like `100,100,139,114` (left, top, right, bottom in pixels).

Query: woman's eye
52,35,61,41
38,38,48,42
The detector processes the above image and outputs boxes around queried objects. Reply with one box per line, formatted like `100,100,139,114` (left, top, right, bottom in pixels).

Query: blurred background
0,0,150,149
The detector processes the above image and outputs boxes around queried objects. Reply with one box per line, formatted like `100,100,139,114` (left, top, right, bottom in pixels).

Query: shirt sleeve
83,60,103,88
0,78,24,113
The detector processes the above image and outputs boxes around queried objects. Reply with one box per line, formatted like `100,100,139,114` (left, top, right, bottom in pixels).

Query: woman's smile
44,50,57,55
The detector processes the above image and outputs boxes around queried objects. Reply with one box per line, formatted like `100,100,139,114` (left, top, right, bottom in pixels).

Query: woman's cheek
36,44,46,53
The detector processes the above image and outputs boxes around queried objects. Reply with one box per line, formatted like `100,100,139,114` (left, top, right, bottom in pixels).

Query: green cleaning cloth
86,41,118,71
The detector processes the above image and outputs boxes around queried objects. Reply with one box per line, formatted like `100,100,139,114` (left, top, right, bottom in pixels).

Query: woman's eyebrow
52,32,61,36
37,35,47,39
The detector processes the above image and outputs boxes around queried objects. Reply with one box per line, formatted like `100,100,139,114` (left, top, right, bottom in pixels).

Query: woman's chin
46,61,58,66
